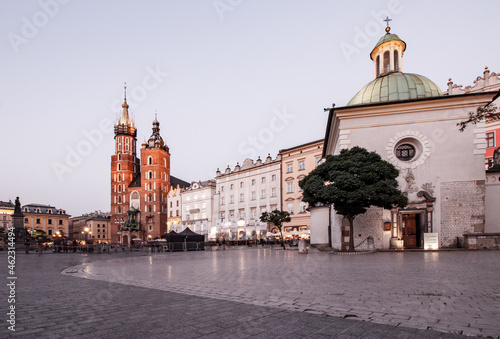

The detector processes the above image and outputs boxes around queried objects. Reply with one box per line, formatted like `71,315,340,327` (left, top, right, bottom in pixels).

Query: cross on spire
384,16,392,33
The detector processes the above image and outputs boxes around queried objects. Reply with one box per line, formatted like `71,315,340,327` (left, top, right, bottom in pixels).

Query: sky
1,0,500,216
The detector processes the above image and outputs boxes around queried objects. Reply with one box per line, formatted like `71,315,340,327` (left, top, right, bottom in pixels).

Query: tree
260,209,291,250
457,105,499,132
299,146,407,251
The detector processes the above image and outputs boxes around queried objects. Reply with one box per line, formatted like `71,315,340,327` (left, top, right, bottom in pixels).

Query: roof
279,138,324,153
371,32,406,59
0,201,14,209
171,175,190,189
22,204,68,215
346,72,442,106
128,173,142,188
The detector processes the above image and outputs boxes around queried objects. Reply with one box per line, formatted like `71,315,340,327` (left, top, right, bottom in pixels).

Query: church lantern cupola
370,17,406,78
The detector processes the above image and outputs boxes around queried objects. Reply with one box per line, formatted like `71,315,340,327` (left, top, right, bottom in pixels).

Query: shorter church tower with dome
314,22,499,250
110,87,172,244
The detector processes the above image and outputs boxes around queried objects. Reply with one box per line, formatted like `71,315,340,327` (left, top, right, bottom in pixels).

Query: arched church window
148,156,153,165
376,55,380,77
148,206,152,213
394,50,399,72
117,164,121,171
383,51,390,74
118,185,122,193
118,154,121,161
148,194,152,202
149,171,153,180
395,144,416,161
118,174,121,182
118,196,122,204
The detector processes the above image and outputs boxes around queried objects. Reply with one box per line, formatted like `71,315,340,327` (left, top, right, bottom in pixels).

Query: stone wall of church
350,207,384,250
440,180,485,247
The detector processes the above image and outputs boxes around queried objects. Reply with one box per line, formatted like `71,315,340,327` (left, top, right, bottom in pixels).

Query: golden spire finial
122,82,129,109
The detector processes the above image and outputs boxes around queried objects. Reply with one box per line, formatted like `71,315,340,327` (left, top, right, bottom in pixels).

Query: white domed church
312,24,500,250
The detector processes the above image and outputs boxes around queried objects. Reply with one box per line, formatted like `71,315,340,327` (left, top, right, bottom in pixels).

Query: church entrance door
402,214,419,248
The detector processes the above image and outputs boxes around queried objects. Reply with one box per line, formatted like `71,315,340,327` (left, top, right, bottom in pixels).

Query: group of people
24,236,88,255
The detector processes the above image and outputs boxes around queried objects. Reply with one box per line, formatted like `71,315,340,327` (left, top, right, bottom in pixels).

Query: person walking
37,237,44,256
24,236,31,254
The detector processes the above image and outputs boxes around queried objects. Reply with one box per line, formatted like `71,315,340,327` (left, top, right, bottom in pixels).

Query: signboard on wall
424,233,439,250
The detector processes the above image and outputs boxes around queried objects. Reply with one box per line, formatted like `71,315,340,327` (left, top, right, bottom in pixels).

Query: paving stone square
0,248,499,338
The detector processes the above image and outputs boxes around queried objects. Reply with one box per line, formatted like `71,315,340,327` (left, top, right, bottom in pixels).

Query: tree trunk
348,217,355,252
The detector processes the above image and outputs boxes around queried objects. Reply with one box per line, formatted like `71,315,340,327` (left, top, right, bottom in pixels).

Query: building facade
180,180,216,238
69,211,111,243
313,24,498,250
22,203,70,238
0,200,14,230
279,139,323,240
214,154,281,241
110,87,170,244
167,184,183,233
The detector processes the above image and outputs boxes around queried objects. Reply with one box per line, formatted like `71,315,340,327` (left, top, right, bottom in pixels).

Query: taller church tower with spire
110,86,170,244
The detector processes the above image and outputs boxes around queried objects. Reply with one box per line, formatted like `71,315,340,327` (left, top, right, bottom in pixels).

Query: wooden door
402,214,417,248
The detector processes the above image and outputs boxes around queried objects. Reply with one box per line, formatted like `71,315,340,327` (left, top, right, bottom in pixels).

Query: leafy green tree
260,209,291,250
458,105,499,132
299,146,407,251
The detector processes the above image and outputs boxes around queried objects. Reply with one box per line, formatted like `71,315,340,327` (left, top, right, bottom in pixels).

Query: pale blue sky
1,0,499,215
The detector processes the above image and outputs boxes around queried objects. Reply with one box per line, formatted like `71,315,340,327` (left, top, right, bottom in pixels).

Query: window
170,211,173,217
176,201,179,207
194,195,198,200
251,208,256,219
221,212,225,220
383,50,390,74
286,163,293,173
221,197,225,205
48,229,52,236
239,210,245,219
48,219,52,225
118,153,121,161
230,195,234,204
201,202,206,209
230,184,234,190
395,144,416,161
36,218,40,224
271,187,277,197
185,205,190,211
298,160,305,171
287,202,294,214
299,202,307,213
117,163,121,171
229,211,234,218
394,50,399,72
239,193,244,202
221,186,225,192
24,218,28,224
240,182,244,188
176,210,179,217
201,212,207,219
251,191,256,200
261,177,266,184
486,132,495,148
315,157,323,167
148,156,153,165
59,220,63,225
170,201,173,208
251,179,256,186
271,174,276,181
261,190,266,199
376,55,380,77
287,182,294,193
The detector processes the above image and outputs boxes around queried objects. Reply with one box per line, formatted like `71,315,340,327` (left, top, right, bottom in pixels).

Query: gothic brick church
110,87,171,244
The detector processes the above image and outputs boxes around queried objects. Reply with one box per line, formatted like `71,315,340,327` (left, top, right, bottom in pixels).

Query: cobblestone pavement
0,248,498,338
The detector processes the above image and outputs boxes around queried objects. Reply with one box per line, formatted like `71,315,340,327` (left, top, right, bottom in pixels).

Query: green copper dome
346,72,442,106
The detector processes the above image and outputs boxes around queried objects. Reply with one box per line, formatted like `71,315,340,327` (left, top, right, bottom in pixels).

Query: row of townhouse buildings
165,140,324,241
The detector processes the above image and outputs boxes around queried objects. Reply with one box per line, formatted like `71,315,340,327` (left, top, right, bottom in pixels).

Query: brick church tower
110,87,170,243
139,115,170,238
110,87,139,243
